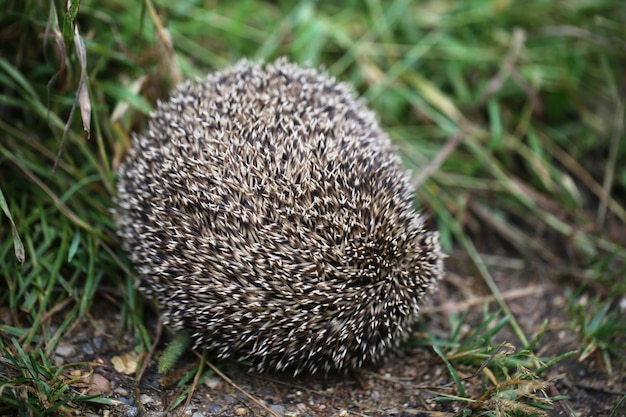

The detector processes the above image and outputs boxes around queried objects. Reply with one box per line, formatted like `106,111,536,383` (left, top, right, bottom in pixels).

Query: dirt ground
46,250,626,417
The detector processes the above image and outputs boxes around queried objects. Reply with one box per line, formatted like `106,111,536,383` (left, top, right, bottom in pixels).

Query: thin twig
546,138,626,225
475,28,526,108
134,317,162,417
136,315,163,386
177,352,206,417
422,284,548,314
412,130,463,188
198,357,280,417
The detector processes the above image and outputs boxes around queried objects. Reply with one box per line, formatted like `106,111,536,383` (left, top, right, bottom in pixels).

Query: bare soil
51,252,626,417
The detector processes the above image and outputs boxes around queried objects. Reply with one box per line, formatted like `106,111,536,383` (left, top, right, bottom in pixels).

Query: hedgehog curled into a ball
116,58,444,375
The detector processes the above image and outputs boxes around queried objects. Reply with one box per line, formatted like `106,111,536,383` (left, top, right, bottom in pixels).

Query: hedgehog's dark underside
116,58,444,375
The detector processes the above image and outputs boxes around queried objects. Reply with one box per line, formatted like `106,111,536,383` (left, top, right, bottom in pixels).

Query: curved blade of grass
422,183,529,347
0,187,24,262
432,344,466,397
0,144,100,237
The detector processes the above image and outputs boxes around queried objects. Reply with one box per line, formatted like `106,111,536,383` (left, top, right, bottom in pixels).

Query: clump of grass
0,337,111,416
0,1,149,414
428,310,575,416
566,288,626,374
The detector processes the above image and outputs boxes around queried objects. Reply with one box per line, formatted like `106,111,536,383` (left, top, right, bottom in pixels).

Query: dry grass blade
543,134,626,226
470,200,561,264
144,0,182,87
598,98,624,226
412,130,463,189
74,25,91,140
0,144,99,236
198,355,281,417
0,188,24,262
44,2,66,120
475,28,527,108
53,24,92,175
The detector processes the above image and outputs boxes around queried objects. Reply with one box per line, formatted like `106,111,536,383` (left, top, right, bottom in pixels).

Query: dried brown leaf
45,2,67,92
0,187,24,262
52,25,91,175
74,25,91,139
145,0,182,87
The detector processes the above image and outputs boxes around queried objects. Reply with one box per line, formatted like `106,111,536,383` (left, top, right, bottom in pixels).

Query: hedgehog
116,58,444,375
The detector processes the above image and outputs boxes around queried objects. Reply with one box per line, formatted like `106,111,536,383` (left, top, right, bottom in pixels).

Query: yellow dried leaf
111,351,140,375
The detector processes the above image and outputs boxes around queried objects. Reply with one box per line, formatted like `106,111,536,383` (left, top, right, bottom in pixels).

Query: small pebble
269,404,285,416
224,395,238,405
55,343,77,357
86,373,111,395
370,390,380,402
204,376,222,389
92,336,105,350
140,394,154,404
117,396,135,406
235,407,247,416
82,343,94,355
